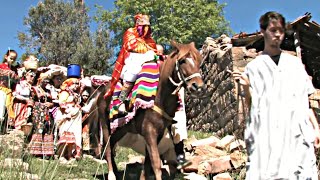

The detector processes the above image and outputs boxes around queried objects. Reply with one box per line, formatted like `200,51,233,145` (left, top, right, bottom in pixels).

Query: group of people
0,51,108,160
0,10,319,179
0,13,190,168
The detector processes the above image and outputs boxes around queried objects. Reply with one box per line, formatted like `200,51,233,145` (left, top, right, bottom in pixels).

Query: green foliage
18,0,113,75
187,130,213,139
97,0,231,53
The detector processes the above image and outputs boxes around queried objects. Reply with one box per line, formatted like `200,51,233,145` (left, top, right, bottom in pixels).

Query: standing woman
46,71,66,149
12,70,36,130
0,49,19,81
43,65,67,126
49,73,65,120
28,73,55,157
0,50,19,129
12,55,38,130
56,78,82,160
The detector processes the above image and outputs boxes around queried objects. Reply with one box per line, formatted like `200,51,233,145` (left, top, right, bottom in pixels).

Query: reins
168,57,210,99
152,105,177,124
168,58,201,96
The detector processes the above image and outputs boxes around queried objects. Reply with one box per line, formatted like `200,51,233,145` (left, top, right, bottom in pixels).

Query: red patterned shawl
105,27,157,98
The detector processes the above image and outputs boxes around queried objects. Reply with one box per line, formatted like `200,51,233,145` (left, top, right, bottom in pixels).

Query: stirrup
177,154,192,170
177,159,192,170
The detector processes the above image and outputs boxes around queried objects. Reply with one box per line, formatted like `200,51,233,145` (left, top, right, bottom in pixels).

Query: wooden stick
293,31,302,60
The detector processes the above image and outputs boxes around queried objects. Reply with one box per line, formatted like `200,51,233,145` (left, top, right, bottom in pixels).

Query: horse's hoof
75,155,81,161
108,171,117,180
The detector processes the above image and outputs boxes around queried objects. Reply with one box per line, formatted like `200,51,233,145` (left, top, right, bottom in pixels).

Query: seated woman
28,73,55,158
55,78,82,160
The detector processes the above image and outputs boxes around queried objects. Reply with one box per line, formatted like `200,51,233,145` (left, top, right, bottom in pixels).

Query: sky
1,0,319,60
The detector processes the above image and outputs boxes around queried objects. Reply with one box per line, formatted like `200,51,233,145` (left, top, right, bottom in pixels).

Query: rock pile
0,130,40,179
0,130,25,158
183,135,246,179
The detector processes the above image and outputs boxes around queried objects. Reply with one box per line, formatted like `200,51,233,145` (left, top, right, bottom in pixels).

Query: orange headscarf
60,78,79,90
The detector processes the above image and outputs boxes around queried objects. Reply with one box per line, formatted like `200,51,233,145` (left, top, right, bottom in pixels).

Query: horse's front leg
100,119,117,180
143,130,162,180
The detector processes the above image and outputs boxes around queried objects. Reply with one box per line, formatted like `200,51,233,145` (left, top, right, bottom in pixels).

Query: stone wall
185,36,255,138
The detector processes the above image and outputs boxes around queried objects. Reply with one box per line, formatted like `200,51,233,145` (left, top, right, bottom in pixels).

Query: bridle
153,56,201,123
152,51,206,122
168,56,202,97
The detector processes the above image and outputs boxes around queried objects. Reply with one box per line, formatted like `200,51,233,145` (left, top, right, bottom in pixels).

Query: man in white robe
230,11,320,179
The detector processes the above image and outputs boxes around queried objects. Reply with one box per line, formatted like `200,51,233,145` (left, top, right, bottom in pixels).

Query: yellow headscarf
60,78,79,90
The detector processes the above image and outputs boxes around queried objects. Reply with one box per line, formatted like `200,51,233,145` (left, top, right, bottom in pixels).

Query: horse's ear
171,40,179,49
169,49,179,59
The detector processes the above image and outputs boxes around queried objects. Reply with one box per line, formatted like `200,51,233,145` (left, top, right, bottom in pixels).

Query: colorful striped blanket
109,61,160,133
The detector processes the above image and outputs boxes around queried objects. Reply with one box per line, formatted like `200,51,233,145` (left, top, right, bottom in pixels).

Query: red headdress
134,14,150,26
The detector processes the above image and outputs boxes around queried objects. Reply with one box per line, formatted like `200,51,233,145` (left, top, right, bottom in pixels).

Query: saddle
108,61,160,133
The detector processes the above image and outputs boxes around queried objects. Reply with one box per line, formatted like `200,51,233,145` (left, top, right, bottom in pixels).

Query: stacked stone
186,35,257,137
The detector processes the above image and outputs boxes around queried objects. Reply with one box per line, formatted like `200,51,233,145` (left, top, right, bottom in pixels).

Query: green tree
18,0,113,75
97,0,231,52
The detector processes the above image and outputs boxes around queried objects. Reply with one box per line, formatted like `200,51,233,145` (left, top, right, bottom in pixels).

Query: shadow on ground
94,162,174,180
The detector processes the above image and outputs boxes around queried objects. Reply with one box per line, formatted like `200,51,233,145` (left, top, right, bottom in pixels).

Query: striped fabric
57,131,76,146
29,134,54,156
109,61,160,133
129,62,160,106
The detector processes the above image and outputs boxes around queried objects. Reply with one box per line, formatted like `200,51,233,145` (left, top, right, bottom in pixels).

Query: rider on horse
105,14,157,114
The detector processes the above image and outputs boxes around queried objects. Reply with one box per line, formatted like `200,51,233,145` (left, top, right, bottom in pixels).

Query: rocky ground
0,129,248,180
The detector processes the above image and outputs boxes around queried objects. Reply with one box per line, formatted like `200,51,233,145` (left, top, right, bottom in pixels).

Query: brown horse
81,81,110,157
100,41,204,180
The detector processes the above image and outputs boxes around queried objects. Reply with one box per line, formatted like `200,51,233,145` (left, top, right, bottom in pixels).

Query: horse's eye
178,59,186,65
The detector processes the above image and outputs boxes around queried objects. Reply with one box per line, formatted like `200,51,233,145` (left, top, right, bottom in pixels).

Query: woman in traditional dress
46,66,66,120
12,55,39,130
80,88,91,154
28,73,55,157
12,70,35,130
46,69,66,148
55,78,82,160
105,14,157,114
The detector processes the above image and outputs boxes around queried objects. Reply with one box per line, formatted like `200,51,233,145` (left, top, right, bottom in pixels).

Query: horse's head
167,41,204,96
